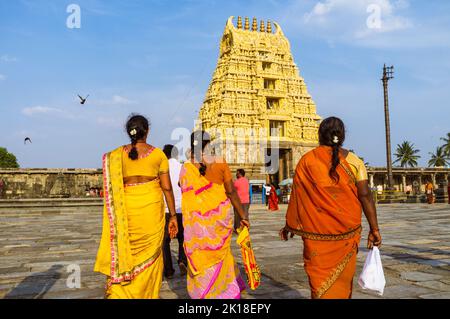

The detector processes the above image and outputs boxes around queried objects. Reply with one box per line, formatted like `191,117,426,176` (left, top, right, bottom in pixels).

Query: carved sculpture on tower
197,16,321,183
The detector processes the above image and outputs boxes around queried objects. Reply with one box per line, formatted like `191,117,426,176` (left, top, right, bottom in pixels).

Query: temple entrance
265,148,293,186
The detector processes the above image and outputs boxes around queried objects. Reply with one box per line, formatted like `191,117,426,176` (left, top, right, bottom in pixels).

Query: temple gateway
196,16,321,185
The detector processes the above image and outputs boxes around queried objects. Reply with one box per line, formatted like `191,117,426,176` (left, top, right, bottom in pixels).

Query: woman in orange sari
94,114,178,299
425,181,434,204
268,183,279,211
180,130,249,299
280,117,382,299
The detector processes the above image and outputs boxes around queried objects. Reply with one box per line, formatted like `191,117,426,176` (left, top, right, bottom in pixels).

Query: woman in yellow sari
280,117,382,299
179,130,249,299
94,114,178,299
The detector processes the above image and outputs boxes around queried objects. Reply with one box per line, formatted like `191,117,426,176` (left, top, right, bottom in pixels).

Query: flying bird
77,94,89,105
24,137,32,144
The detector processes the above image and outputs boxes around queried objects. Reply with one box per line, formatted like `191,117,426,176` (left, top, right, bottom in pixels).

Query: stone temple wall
2,167,448,200
0,169,103,199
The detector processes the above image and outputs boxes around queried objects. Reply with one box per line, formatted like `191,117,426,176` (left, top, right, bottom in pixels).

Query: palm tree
440,132,450,157
393,141,420,168
428,146,449,167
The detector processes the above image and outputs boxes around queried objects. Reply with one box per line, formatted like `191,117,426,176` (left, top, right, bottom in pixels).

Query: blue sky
0,0,449,168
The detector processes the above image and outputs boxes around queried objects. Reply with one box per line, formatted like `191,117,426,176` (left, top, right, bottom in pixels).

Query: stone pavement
0,203,449,299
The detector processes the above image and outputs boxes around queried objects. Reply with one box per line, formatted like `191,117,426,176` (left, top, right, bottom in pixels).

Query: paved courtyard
0,203,449,299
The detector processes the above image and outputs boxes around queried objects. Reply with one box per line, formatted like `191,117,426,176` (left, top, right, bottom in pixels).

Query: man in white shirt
162,144,187,279
264,184,271,206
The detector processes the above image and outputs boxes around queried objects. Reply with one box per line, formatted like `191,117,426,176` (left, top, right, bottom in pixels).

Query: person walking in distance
233,169,250,231
264,183,271,206
425,181,435,204
162,144,188,278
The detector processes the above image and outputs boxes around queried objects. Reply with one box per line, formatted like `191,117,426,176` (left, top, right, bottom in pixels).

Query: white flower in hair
333,136,339,143
130,129,137,136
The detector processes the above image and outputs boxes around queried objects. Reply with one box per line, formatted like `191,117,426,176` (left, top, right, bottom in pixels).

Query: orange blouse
193,156,232,185
121,146,169,178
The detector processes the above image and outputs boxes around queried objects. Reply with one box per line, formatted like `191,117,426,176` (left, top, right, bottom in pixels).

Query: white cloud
304,0,412,33
111,95,136,105
22,106,61,116
94,95,137,106
304,0,335,23
169,116,184,125
21,106,75,119
281,0,432,48
96,117,122,128
0,74,5,81
0,55,18,63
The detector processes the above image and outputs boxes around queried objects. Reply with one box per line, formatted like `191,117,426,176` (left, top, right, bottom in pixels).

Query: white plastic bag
358,246,386,295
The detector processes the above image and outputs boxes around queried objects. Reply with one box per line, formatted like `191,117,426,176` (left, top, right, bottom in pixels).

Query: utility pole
382,64,394,190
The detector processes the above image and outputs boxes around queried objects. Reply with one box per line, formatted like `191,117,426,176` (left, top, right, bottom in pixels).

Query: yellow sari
94,146,166,299
180,161,245,299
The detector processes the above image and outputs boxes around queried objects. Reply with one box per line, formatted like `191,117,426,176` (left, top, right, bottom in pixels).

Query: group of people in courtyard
94,114,382,299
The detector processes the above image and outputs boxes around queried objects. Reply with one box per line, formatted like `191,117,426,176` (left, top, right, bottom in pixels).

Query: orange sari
286,146,362,299
268,186,279,211
425,183,434,204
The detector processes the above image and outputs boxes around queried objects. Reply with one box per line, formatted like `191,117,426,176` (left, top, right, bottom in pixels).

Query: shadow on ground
237,263,307,299
376,245,450,267
4,265,64,299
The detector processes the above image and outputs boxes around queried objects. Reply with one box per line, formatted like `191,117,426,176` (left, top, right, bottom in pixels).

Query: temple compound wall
1,167,448,200
0,169,103,199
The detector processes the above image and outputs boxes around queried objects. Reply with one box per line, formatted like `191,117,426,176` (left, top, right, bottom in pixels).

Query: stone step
0,198,103,208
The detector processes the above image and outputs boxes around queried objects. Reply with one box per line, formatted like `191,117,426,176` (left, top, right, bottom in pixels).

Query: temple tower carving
197,16,321,183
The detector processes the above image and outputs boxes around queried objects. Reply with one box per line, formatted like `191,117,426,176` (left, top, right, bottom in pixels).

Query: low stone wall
0,169,103,199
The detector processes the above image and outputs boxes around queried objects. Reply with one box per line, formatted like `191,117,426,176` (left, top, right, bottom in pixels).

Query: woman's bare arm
159,173,178,238
160,173,176,214
357,180,382,248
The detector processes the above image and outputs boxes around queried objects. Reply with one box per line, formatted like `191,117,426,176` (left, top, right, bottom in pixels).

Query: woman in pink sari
180,130,249,299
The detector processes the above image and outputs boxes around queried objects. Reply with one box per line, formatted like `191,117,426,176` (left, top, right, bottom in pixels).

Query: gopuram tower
197,16,321,184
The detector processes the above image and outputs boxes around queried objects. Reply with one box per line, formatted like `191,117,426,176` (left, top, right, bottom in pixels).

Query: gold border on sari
313,244,358,299
339,161,357,185
285,225,362,241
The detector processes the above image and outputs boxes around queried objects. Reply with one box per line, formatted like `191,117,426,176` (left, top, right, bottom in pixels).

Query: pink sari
180,161,245,299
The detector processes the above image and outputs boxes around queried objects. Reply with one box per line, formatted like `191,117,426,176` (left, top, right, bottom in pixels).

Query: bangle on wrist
370,227,379,232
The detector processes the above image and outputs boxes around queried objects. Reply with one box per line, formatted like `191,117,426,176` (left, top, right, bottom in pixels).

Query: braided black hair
190,130,211,176
318,116,345,183
125,114,149,160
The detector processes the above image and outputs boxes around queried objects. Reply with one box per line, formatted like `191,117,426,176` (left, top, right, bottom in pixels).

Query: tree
440,132,450,157
0,147,19,168
428,146,449,167
393,141,420,168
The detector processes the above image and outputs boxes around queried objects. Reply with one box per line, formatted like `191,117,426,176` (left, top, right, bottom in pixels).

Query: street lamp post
382,64,394,190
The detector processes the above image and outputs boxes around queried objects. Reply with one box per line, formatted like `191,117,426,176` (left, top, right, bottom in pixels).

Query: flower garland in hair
129,128,137,136
333,136,339,144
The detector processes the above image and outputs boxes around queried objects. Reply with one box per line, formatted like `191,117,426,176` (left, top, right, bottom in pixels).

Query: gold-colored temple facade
197,16,321,182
